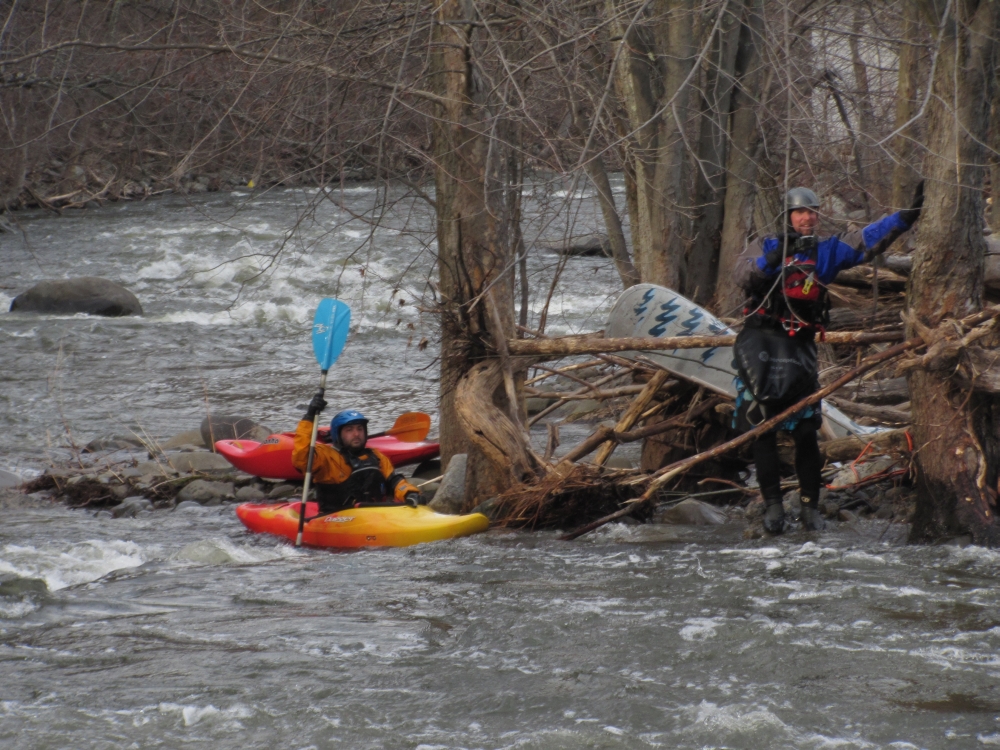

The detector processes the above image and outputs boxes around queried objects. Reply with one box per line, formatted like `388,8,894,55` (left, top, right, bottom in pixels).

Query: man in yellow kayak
292,395,422,514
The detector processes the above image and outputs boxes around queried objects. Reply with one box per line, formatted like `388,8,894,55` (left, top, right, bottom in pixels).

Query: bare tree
906,0,1000,545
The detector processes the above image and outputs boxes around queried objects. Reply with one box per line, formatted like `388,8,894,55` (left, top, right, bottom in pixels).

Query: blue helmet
330,409,368,441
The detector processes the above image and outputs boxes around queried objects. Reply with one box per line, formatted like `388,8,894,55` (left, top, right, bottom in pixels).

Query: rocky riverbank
4,418,919,544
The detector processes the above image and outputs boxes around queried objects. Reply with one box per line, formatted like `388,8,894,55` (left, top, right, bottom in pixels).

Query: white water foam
680,617,723,641
0,539,149,591
174,538,304,566
157,701,254,728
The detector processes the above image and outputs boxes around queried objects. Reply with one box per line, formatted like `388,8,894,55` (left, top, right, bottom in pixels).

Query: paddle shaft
295,370,327,547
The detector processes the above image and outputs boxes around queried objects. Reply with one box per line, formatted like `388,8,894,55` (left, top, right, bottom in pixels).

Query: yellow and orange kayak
235,501,489,548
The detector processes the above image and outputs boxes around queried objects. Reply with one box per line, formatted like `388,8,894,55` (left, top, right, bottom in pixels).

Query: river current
2,184,1000,748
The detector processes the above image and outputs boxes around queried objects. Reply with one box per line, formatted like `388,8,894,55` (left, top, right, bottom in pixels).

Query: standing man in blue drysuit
732,185,923,533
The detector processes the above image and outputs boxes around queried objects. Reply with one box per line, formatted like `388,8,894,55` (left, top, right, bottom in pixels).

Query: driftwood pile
480,275,1000,538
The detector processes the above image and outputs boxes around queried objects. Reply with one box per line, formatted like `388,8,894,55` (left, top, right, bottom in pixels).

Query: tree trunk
907,0,1000,545
430,0,525,503
715,0,766,315
685,6,741,307
608,0,700,295
890,3,924,211
570,99,639,288
989,86,1000,233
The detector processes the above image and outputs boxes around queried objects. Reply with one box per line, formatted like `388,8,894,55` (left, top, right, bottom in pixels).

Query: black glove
404,492,421,508
303,392,327,421
763,232,800,269
899,180,924,227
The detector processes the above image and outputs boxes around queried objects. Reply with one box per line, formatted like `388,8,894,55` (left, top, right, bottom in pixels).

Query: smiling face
789,207,819,236
339,423,367,450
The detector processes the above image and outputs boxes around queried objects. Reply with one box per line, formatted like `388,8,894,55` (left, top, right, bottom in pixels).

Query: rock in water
176,480,235,505
538,233,612,257
428,453,467,515
653,498,727,526
200,416,271,450
10,277,142,316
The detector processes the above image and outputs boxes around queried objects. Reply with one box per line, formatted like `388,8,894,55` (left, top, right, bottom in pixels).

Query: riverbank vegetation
5,1,1000,543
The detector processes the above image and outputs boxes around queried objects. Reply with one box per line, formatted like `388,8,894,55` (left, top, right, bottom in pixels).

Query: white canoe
605,283,878,439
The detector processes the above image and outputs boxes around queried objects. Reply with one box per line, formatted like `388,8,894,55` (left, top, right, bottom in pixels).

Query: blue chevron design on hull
648,298,680,337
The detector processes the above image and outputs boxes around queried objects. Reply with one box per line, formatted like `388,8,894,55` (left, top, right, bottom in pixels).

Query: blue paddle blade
312,299,351,370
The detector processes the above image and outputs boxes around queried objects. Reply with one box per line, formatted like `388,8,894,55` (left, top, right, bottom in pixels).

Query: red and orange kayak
216,428,439,480
236,501,488,548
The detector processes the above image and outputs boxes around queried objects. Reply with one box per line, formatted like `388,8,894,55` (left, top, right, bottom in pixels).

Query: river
2,184,1000,748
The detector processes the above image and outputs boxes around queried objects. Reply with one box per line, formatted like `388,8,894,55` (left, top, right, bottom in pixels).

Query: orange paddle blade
380,412,431,442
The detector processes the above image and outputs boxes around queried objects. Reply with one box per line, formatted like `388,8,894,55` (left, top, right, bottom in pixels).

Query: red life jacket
781,256,822,303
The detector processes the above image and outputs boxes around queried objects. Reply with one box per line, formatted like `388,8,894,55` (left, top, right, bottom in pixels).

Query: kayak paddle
296,298,351,547
369,412,431,443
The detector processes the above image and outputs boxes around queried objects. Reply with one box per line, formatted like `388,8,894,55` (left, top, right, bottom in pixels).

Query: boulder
83,436,144,453
0,469,22,489
166,451,234,473
112,496,153,518
10,277,142,316
653,498,727,525
175,500,207,512
176,479,234,505
468,496,501,522
526,397,556,415
539,233,612,257
159,430,208,451
428,453,467,515
200,416,271,450
267,483,298,499
235,485,266,501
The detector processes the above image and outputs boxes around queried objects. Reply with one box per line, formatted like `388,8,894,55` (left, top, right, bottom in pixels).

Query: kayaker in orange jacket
292,396,421,514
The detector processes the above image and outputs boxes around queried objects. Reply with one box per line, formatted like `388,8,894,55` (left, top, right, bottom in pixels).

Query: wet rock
428,453,467,515
166,451,234,473
135,460,178,477
539,233,612,257
653,498,727,526
175,500,206,512
567,399,601,419
603,455,635,470
109,484,130,500
120,467,142,479
159,429,208,451
526,397,556,415
875,505,894,520
112,496,153,518
838,508,859,523
410,459,441,503
10,277,142,316
468,496,500,521
176,479,234,505
200,416,271,450
0,469,22,489
236,485,266,502
83,436,144,453
783,490,802,519
267,484,298,499
820,499,841,519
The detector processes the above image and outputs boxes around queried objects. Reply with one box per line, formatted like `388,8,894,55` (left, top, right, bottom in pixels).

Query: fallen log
594,370,671,466
818,428,911,463
840,376,909,404
825,397,911,424
508,329,903,358
555,395,723,466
